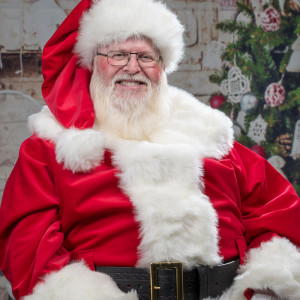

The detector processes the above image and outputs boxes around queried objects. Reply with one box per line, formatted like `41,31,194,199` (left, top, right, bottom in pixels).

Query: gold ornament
276,133,292,157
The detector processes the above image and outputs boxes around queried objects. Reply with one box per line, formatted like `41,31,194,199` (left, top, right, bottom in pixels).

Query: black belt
95,259,239,299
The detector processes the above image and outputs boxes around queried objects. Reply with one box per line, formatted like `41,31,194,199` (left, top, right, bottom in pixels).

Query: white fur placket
108,138,222,267
104,88,235,267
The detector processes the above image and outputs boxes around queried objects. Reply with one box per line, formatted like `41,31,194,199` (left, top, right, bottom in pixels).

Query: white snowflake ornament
247,115,268,144
221,66,250,104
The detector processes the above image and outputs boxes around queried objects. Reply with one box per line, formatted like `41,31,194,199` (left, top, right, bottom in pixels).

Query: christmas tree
209,0,300,195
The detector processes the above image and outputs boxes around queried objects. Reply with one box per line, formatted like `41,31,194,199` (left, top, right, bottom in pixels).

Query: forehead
101,38,158,53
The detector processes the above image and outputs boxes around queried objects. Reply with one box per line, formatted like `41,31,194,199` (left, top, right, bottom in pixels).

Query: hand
252,290,280,300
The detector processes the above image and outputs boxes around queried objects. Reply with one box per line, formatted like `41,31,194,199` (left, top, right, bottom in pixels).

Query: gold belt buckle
150,261,184,300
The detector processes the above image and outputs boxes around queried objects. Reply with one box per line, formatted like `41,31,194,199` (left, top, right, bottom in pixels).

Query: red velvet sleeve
229,142,300,249
0,136,70,300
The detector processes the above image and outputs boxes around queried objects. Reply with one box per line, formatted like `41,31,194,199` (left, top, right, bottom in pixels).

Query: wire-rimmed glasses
96,51,162,68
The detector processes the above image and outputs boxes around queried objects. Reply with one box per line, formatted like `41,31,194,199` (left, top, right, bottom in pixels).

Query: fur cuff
224,237,300,300
22,261,138,300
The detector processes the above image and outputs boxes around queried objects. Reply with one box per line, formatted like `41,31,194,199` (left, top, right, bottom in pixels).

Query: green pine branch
279,87,300,111
235,0,255,22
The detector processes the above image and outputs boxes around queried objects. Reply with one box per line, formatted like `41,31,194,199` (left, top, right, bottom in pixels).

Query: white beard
90,66,169,140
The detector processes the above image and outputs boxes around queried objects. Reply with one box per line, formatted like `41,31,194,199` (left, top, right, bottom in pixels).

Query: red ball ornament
250,145,266,158
265,82,286,107
210,94,226,108
261,7,281,32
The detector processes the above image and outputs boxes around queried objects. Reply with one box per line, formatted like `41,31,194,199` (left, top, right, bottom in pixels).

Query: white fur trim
75,0,185,73
108,138,222,268
151,87,234,159
22,261,138,300
56,127,105,173
222,237,300,300
28,106,64,141
29,106,106,173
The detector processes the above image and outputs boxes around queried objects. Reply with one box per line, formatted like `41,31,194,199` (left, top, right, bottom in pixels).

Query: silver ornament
240,92,258,112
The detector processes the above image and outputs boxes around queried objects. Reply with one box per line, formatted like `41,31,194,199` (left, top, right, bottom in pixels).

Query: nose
123,54,142,74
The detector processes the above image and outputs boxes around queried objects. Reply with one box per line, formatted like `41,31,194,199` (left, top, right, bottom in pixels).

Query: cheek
146,66,162,84
96,60,115,84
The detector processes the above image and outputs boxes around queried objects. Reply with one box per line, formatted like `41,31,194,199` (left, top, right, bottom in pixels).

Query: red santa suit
0,1,300,300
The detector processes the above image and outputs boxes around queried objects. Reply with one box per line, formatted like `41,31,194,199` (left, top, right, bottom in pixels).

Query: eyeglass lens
107,51,160,67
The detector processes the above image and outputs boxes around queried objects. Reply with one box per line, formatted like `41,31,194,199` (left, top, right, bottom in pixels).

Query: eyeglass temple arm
96,53,108,57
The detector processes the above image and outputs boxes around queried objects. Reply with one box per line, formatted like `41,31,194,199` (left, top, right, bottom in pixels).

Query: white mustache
112,74,150,86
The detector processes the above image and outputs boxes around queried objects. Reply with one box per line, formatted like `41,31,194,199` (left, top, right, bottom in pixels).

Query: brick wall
166,0,236,101
0,0,236,298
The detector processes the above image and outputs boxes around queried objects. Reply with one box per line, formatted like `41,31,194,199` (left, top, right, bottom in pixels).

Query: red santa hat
41,0,185,129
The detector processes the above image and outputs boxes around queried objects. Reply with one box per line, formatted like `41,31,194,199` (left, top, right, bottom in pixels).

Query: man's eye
112,52,127,60
139,54,155,62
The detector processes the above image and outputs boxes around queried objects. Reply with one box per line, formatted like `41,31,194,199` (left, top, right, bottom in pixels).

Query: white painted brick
168,70,221,96
0,93,41,122
176,9,198,47
56,0,80,14
179,47,202,71
0,0,67,51
198,6,218,44
0,93,41,197
30,0,67,50
23,6,40,50
0,8,22,50
0,76,44,103
202,41,226,70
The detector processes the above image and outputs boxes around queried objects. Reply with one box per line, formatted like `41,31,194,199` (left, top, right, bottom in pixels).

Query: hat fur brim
74,0,185,73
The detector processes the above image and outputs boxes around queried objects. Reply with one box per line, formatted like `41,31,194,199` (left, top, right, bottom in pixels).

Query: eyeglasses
96,51,162,68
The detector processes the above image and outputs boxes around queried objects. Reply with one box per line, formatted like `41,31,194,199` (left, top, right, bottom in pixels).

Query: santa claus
0,0,300,300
